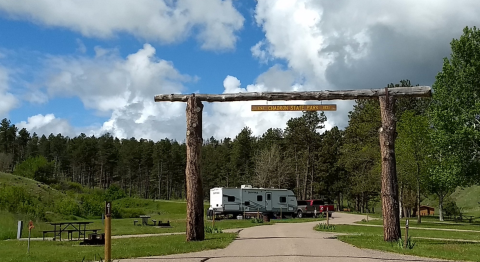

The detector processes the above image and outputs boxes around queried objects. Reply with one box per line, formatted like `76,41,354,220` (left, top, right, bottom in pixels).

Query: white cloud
16,114,75,136
203,69,350,139
41,44,193,141
0,0,244,50
44,43,190,114
38,44,346,141
76,39,87,54
0,66,19,117
252,0,480,88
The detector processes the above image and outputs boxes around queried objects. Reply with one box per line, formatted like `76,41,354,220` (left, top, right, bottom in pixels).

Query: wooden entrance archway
154,86,432,242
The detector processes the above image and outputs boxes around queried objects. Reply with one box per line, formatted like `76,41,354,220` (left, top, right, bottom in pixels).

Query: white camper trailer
208,185,297,218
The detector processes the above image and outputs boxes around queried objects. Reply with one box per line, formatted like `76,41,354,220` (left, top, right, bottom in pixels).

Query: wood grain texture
379,93,401,242
154,86,431,102
185,95,205,241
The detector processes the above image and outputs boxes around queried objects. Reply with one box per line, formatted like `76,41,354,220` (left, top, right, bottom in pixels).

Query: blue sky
2,0,270,128
0,0,479,141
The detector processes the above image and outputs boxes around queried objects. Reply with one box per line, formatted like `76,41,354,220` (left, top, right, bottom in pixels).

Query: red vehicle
295,199,334,218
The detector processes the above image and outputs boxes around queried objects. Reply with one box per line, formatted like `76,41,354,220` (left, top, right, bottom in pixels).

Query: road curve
120,213,449,262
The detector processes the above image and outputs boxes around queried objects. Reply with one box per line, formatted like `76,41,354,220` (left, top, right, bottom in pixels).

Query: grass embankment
316,222,480,261
366,185,480,220
355,216,480,231
1,233,237,262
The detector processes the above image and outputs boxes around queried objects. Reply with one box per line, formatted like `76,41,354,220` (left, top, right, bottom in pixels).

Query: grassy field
1,233,237,262
316,224,480,261
0,172,327,262
355,216,480,231
337,235,479,262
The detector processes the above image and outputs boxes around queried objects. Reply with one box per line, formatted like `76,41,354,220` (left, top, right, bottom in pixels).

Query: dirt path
120,213,450,262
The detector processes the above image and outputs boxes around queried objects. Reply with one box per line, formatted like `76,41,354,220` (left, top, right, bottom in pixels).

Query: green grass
315,224,480,261
355,216,480,231
317,224,480,241
452,185,480,217
0,233,237,262
337,235,480,262
0,173,65,200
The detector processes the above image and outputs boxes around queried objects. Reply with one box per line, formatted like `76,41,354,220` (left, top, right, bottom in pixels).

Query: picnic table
42,221,100,241
139,215,151,225
466,215,475,223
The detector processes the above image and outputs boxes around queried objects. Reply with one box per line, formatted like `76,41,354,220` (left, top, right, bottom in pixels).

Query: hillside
0,172,74,239
0,173,202,240
0,172,66,200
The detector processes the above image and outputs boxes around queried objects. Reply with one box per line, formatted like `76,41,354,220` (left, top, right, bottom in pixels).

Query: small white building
208,185,297,218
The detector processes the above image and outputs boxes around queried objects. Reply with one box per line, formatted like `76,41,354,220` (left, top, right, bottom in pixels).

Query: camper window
280,196,286,203
257,195,263,201
244,201,250,206
267,194,271,200
227,196,235,202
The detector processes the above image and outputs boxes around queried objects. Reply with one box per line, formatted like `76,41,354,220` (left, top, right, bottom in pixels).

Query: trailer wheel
297,210,303,218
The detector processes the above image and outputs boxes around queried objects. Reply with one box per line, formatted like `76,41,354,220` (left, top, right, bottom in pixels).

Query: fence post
105,201,112,262
327,207,329,226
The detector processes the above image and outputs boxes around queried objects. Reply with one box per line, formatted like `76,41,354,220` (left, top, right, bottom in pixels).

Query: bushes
443,197,461,217
79,192,105,218
13,156,56,184
0,186,47,220
105,184,126,201
55,198,82,217
116,208,145,218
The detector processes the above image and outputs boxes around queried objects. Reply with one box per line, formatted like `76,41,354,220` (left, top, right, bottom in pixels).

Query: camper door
265,192,272,211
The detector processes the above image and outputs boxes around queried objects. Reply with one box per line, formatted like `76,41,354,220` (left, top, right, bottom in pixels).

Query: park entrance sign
154,86,432,242
251,104,337,111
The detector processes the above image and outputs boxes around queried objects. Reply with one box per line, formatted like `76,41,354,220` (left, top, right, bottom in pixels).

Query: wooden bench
42,230,57,240
134,220,139,226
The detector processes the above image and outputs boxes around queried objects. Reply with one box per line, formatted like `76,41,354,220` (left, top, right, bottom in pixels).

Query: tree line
1,26,479,221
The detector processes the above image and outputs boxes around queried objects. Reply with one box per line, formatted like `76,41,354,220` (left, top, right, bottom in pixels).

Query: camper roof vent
241,185,253,189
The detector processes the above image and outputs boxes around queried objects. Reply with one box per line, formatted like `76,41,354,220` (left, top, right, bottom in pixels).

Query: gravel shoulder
120,213,452,262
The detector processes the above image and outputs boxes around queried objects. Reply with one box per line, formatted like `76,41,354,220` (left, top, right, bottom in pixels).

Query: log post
379,88,401,241
185,94,205,241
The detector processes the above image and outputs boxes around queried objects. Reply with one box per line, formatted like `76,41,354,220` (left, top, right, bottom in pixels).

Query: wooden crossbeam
154,86,431,102
153,85,432,243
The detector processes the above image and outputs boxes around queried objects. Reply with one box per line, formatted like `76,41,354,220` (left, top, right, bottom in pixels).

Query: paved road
120,213,450,262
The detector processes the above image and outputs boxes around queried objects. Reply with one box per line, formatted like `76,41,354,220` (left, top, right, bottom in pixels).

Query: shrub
55,198,82,217
205,225,223,234
79,193,104,218
443,197,461,217
250,217,263,223
393,236,416,249
13,156,56,184
105,184,126,201
316,223,336,230
117,208,145,218
0,186,47,220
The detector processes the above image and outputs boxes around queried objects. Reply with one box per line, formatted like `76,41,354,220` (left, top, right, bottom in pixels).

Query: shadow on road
135,254,446,262
234,236,337,240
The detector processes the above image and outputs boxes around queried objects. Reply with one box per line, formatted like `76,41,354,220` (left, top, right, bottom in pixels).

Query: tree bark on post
379,88,401,242
185,95,205,241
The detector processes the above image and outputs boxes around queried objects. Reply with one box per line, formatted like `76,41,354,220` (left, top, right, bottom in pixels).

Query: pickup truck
295,199,334,218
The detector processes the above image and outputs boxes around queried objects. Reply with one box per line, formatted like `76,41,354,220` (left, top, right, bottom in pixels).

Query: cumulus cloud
253,0,480,89
203,69,343,139
0,66,18,117
40,43,194,141
0,0,244,50
16,114,75,137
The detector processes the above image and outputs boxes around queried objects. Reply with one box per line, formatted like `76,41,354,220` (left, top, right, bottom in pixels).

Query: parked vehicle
207,185,298,218
295,199,334,218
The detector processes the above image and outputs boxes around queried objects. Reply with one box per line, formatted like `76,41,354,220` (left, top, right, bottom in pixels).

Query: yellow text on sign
251,104,337,111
